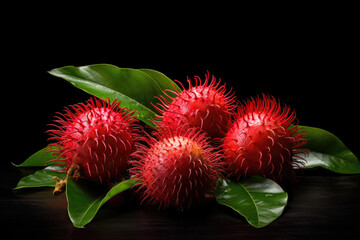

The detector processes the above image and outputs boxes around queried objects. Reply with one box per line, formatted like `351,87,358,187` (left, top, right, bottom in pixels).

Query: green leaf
66,177,137,228
12,146,62,167
14,166,65,189
138,68,182,97
216,176,288,228
298,126,360,174
49,64,180,128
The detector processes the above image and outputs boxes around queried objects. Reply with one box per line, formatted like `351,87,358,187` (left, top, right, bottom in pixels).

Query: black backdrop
2,9,360,240
7,31,359,163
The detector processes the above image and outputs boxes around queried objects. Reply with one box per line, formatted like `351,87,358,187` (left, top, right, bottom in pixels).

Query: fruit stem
52,163,80,196
53,176,66,196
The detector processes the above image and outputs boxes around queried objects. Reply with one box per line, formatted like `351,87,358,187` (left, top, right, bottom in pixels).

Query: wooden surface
2,163,360,240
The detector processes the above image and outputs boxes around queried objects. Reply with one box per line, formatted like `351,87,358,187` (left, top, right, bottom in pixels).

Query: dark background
7,24,359,163
2,5,360,240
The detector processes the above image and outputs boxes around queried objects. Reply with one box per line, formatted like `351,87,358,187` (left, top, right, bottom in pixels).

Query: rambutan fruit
153,72,236,139
222,94,307,183
130,127,223,210
47,97,140,184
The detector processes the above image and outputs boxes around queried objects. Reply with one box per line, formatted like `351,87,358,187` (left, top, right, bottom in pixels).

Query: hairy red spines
222,94,307,183
130,127,223,210
153,72,236,138
47,97,141,184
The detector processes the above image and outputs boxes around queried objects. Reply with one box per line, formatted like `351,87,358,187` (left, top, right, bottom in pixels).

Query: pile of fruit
14,65,360,228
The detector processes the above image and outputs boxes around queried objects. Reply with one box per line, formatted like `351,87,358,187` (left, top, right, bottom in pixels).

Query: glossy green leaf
138,68,182,97
49,65,180,127
66,177,137,228
14,166,65,189
12,146,62,167
216,176,288,228
298,126,360,174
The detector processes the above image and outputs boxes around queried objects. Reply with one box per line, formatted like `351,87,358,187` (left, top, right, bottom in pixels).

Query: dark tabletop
1,162,360,240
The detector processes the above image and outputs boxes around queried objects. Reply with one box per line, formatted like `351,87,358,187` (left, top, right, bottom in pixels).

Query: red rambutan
47,97,140,184
130,127,223,210
222,94,307,183
153,72,236,138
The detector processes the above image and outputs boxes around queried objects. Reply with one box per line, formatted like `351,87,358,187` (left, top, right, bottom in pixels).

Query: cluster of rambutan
47,72,307,210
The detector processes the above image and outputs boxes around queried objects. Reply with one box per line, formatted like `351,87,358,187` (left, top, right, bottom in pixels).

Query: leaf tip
72,223,85,228
11,162,19,167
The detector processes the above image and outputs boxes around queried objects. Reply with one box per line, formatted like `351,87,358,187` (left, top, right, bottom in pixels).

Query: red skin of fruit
153,73,236,139
222,94,307,183
130,127,223,210
47,97,140,184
